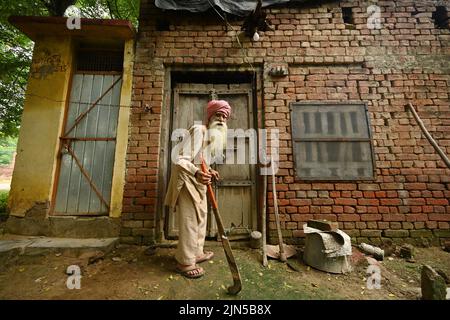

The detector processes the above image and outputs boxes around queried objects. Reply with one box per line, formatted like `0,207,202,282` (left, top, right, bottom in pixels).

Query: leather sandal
196,251,214,263
176,264,205,279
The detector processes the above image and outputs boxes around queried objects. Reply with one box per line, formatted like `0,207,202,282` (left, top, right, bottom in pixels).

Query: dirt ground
0,238,449,300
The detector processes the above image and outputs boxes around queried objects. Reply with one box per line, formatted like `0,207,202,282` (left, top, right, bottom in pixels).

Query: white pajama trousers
175,186,208,266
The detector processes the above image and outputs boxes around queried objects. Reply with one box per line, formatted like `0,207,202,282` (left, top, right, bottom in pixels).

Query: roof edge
8,15,136,42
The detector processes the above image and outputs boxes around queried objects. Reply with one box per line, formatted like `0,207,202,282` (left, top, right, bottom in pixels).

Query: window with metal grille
76,49,123,72
290,102,375,180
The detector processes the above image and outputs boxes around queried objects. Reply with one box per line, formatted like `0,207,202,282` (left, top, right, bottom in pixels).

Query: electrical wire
21,92,134,109
205,0,256,72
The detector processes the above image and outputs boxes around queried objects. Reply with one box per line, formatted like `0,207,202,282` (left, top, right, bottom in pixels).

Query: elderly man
164,100,232,278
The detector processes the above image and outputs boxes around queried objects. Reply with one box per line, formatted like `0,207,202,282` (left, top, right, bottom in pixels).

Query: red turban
207,100,231,123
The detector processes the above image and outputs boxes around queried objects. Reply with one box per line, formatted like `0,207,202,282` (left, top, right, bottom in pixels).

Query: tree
78,0,139,26
40,0,77,16
0,1,45,138
0,0,139,138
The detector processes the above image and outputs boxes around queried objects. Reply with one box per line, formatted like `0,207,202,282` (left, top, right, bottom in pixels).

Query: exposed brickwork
124,0,450,245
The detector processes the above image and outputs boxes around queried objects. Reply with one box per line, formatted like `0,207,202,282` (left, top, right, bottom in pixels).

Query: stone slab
0,235,118,257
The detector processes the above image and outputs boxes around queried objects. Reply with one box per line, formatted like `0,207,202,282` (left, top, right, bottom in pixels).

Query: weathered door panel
54,73,122,215
213,90,256,238
166,83,256,239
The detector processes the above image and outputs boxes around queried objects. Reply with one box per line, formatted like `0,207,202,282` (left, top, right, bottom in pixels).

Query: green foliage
0,136,17,166
0,2,45,138
77,0,140,26
0,0,139,138
0,190,8,216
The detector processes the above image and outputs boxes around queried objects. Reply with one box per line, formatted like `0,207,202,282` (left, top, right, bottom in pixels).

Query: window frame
289,101,376,181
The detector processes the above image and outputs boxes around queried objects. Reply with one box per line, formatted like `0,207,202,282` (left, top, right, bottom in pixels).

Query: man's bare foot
196,251,214,263
176,264,204,279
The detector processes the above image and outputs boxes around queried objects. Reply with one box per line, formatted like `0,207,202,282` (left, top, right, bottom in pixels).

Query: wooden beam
407,103,450,169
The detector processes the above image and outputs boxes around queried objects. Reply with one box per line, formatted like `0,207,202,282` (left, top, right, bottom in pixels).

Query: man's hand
195,170,212,185
209,169,220,182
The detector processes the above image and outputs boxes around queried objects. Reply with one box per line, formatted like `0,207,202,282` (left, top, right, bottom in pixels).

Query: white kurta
164,124,211,265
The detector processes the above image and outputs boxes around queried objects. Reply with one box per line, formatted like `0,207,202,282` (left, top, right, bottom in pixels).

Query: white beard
206,121,228,163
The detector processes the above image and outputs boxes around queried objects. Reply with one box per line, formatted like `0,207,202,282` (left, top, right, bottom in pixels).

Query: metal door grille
54,73,122,215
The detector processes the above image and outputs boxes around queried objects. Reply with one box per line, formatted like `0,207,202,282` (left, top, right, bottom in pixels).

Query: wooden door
166,83,256,239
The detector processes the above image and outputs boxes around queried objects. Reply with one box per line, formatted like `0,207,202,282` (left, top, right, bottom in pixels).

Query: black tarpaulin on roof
155,0,313,16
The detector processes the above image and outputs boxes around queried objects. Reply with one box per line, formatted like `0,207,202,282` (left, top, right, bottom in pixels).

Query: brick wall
123,0,450,246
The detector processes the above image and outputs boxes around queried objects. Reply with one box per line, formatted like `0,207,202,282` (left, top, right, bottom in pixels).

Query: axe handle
200,159,242,295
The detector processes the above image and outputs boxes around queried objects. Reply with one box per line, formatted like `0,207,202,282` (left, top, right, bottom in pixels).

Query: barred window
290,102,375,180
76,49,123,72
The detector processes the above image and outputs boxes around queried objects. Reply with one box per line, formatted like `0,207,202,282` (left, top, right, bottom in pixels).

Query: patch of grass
383,247,450,287
213,252,341,300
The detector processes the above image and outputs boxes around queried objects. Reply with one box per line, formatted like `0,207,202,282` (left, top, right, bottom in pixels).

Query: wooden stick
200,159,242,295
407,103,450,169
271,158,287,262
261,170,268,267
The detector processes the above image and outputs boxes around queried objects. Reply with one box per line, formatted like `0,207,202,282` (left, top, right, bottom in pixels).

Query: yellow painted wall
9,33,135,218
110,39,134,218
8,37,74,217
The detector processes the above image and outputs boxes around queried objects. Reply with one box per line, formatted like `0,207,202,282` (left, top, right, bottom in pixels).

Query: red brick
330,191,341,198
312,183,335,190
338,214,360,222
343,206,356,213
286,206,298,213
358,199,380,206
298,207,311,213
429,214,450,222
335,198,357,206
404,183,427,190
332,206,344,213
381,199,402,206
382,214,406,222
289,199,311,206
335,183,357,190
426,199,449,206
312,198,334,205
367,207,379,214
363,191,375,198
361,214,382,221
